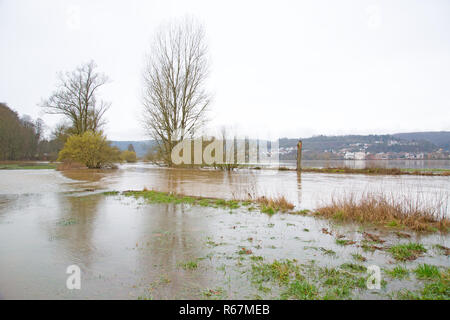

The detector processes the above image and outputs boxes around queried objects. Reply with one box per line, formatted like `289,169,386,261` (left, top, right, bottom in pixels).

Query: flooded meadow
0,163,449,299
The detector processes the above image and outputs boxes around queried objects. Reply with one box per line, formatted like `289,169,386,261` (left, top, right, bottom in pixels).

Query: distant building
344,152,355,160
354,152,366,160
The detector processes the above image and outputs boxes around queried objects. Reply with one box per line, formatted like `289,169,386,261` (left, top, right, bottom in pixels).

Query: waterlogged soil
0,165,448,299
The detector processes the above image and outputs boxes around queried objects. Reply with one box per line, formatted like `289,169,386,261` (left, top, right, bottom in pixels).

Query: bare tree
142,17,211,165
41,61,110,135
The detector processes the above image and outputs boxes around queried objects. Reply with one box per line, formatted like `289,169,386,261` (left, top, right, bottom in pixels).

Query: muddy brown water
0,164,448,299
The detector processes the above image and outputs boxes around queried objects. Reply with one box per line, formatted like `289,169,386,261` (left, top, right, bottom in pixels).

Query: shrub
57,131,120,168
120,150,137,163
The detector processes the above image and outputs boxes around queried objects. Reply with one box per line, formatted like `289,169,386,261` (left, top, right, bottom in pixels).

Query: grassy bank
295,167,450,176
0,162,56,170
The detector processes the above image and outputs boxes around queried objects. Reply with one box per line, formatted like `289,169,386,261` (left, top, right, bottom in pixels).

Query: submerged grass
414,264,441,280
316,191,449,232
178,260,199,270
250,259,374,300
388,243,427,261
104,188,294,215
105,189,242,210
385,266,410,279
397,276,450,300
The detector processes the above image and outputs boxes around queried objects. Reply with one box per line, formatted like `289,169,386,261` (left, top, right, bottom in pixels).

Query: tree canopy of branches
41,61,110,135
142,18,211,165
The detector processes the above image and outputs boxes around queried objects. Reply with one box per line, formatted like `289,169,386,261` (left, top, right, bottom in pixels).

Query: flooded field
0,164,449,299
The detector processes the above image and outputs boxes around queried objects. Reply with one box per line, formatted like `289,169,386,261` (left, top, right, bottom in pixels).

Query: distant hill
279,134,440,153
111,131,450,159
110,140,156,157
392,131,450,150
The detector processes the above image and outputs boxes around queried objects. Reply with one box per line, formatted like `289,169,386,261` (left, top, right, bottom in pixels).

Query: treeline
0,102,61,161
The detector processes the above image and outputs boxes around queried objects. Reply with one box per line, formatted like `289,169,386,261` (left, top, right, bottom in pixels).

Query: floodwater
0,164,449,299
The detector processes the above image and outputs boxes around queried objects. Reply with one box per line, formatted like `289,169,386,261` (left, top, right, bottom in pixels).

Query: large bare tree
142,18,211,165
41,61,110,135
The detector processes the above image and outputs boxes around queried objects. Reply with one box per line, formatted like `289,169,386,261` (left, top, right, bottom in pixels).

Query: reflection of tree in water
133,202,215,299
59,168,123,190
50,194,105,268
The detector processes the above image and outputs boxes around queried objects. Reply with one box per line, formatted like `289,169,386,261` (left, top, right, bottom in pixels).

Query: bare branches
142,17,211,165
41,61,110,135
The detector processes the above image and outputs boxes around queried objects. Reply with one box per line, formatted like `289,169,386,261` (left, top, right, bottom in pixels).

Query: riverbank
0,162,56,170
285,166,450,176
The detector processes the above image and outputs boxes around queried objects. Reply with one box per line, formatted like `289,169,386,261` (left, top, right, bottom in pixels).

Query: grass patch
319,267,366,299
397,277,450,300
256,195,294,213
281,280,318,300
178,260,198,270
385,266,409,279
0,163,56,170
251,259,302,285
388,243,427,261
336,239,355,246
414,264,441,280
316,191,449,232
119,189,242,210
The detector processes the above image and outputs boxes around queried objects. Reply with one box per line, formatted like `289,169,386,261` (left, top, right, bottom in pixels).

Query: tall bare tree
41,61,110,135
142,18,211,165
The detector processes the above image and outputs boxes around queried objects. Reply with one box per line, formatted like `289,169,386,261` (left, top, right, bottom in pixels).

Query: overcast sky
1,0,449,141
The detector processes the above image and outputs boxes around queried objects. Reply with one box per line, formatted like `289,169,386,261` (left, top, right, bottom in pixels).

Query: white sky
1,0,449,141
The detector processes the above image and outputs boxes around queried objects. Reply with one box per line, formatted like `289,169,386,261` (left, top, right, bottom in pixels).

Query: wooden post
296,140,302,171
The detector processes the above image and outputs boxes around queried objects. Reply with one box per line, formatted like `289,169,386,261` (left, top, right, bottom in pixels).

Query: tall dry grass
316,191,449,232
256,195,295,212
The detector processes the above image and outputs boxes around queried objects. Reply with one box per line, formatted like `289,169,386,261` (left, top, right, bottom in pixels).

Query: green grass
388,243,427,261
261,205,275,215
385,266,409,279
336,239,355,246
319,267,366,299
281,280,318,300
414,264,441,280
397,277,450,300
251,259,302,285
0,163,56,170
178,260,198,270
120,190,241,209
